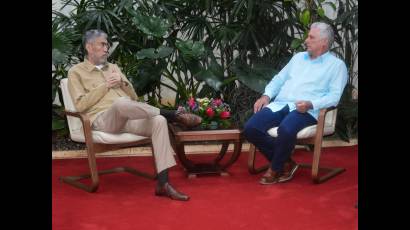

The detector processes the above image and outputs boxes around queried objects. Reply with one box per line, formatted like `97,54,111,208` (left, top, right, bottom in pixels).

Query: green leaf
189,52,221,90
52,49,68,65
246,0,254,23
300,9,311,27
194,69,223,91
336,120,350,142
136,46,173,59
317,7,325,18
194,57,224,92
131,60,166,95
290,38,303,49
52,119,66,131
132,13,171,38
52,82,57,102
232,0,247,17
136,48,156,59
52,29,74,65
156,46,174,58
231,60,277,93
175,40,205,60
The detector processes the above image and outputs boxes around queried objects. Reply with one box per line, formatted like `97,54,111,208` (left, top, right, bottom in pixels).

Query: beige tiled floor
52,139,357,159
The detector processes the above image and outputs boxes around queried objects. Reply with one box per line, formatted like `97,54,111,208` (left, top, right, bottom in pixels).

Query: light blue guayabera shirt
263,51,348,120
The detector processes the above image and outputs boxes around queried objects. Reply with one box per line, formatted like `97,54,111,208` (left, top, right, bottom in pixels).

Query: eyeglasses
95,41,111,49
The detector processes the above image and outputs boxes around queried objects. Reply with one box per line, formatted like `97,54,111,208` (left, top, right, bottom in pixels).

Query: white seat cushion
70,129,149,144
267,109,337,139
60,78,149,144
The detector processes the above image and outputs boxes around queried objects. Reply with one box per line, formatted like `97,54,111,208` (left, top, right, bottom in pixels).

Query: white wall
52,0,73,16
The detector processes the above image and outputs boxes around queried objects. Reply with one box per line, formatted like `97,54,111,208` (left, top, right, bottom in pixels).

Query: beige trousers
92,97,176,173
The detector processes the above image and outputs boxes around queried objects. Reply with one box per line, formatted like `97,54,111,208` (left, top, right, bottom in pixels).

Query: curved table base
168,124,242,178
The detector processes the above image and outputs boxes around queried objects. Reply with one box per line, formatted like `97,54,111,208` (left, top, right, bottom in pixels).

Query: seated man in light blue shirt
243,22,348,185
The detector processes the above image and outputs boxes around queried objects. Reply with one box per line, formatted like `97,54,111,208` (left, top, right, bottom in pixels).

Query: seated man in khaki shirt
68,29,202,201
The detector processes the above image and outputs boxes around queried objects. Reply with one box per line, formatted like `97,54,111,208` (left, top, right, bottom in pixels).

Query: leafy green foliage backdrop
52,0,357,141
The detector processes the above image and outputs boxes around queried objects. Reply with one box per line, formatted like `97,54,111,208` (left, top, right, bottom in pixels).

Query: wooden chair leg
247,143,269,174
299,144,345,183
60,146,157,193
299,163,346,183
247,143,345,183
60,147,100,192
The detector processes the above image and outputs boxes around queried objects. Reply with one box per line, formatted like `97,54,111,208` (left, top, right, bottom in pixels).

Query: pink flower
220,111,230,119
188,97,196,109
213,98,222,106
206,107,215,118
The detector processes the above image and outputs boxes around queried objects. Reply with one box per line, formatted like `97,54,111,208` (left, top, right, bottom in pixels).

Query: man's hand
254,95,270,113
105,69,122,88
295,100,313,113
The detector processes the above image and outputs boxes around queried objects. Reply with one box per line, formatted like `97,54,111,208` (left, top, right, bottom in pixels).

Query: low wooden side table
168,123,243,178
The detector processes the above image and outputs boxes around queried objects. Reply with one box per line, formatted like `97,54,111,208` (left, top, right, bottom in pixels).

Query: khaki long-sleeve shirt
67,59,139,123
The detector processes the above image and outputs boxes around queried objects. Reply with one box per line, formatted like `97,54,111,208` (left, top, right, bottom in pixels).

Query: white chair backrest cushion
60,78,149,144
60,78,84,142
267,109,338,139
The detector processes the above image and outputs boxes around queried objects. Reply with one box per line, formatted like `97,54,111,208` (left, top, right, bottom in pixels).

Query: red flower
206,107,215,118
220,111,230,119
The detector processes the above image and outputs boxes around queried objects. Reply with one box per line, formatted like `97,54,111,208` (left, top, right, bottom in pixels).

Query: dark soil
52,133,85,151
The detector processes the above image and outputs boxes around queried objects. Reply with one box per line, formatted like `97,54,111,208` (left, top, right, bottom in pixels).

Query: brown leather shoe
278,158,299,183
175,113,202,128
155,183,190,201
259,168,282,185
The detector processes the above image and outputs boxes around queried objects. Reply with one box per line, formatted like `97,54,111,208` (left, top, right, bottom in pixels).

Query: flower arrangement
178,97,232,130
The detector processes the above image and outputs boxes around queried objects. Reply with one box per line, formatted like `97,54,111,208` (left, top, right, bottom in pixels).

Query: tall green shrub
52,0,357,140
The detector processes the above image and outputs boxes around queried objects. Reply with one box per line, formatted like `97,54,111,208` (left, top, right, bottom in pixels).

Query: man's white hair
83,29,108,55
310,22,334,50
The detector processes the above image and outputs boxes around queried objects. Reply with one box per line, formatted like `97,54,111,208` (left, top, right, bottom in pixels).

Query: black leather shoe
155,183,190,201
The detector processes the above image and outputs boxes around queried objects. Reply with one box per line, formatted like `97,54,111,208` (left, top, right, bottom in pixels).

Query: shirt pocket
84,73,106,89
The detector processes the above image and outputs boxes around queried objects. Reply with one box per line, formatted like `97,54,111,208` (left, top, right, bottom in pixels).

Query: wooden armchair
59,78,157,193
248,107,345,183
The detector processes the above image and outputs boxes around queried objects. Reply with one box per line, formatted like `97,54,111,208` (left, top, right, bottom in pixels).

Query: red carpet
52,146,358,230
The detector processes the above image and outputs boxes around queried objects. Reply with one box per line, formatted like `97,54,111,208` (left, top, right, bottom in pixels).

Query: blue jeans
243,105,317,172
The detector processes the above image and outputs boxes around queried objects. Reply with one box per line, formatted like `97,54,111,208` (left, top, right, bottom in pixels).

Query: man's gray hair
310,22,334,50
82,29,108,55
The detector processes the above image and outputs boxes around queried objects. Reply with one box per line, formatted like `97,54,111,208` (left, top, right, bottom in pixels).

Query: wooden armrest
64,110,93,146
64,110,90,126
318,106,337,124
315,106,337,142
324,106,337,112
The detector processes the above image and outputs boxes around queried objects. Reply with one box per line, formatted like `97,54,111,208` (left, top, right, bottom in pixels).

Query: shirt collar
83,58,109,72
303,51,330,63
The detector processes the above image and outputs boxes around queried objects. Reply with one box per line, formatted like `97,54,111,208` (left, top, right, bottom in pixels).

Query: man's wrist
262,95,270,101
